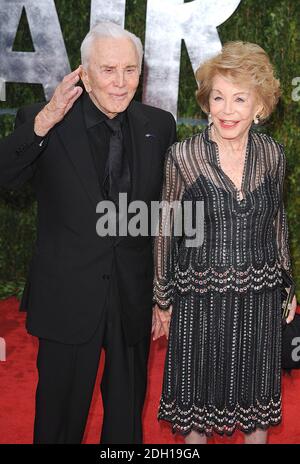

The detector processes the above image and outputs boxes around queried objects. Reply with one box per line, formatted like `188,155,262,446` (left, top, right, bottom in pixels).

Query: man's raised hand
34,67,83,137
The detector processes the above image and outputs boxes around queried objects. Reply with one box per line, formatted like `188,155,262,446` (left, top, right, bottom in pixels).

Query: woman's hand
152,304,173,341
286,294,298,324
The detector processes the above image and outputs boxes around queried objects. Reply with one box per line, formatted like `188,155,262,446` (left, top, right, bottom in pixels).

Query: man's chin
107,102,132,116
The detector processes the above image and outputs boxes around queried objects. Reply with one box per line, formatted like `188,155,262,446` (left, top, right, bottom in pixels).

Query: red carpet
1,297,300,444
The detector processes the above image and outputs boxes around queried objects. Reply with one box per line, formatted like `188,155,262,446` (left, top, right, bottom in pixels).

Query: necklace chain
210,125,249,200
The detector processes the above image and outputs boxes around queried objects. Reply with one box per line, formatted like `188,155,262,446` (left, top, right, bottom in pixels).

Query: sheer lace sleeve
274,146,294,280
153,145,185,310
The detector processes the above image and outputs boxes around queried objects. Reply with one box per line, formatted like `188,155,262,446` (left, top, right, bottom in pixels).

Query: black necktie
102,118,131,205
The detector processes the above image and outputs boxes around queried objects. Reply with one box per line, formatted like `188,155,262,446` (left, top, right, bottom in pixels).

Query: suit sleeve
168,112,177,147
0,106,48,189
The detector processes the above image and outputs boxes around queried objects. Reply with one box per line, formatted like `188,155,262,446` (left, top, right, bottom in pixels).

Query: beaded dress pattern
153,125,294,436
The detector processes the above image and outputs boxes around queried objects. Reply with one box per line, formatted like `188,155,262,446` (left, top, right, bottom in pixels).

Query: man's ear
80,65,91,92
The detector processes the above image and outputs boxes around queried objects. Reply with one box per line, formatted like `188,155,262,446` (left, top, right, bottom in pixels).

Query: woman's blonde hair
195,41,281,122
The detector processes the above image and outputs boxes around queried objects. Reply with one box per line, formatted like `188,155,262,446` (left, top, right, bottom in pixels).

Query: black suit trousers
33,262,151,444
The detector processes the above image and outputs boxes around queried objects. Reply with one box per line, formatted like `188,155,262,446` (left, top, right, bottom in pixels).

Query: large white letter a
0,0,70,100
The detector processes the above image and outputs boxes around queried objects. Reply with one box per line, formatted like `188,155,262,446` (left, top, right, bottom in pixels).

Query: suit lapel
56,97,102,207
56,98,156,244
113,101,156,245
127,100,154,203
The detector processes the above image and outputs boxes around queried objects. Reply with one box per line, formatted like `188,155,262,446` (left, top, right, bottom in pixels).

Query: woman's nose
223,99,234,114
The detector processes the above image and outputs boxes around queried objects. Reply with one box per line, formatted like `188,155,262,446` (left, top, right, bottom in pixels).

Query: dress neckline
205,124,251,202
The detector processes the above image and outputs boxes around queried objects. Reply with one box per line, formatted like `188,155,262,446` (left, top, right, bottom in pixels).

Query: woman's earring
208,112,212,124
254,114,260,124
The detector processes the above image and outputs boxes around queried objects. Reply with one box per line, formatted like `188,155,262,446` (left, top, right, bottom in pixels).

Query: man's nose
114,70,125,87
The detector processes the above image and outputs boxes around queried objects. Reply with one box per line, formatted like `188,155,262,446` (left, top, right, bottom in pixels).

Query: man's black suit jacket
0,94,176,346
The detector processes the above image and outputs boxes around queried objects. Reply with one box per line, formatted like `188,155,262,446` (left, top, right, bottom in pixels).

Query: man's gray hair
80,21,143,74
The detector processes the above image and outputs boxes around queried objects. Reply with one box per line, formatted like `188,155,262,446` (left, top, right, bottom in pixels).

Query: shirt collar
83,92,126,129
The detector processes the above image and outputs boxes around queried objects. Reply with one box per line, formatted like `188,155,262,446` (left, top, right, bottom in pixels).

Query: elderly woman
152,42,297,444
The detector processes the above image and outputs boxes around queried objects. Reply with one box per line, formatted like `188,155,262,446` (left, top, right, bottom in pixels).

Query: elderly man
0,22,176,444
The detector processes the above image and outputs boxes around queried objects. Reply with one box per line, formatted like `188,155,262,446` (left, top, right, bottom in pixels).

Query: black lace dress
153,125,294,436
